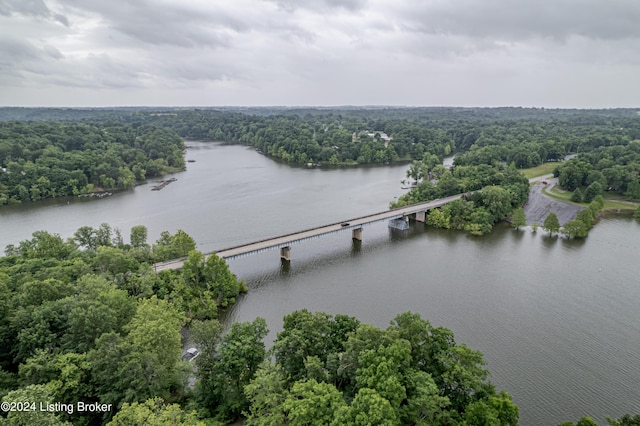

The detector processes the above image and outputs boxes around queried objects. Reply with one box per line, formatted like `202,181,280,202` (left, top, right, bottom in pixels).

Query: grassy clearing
542,185,574,203
520,162,559,179
601,196,639,211
542,185,639,211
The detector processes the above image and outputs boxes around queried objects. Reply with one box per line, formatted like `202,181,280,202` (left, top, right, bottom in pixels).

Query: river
1,141,639,425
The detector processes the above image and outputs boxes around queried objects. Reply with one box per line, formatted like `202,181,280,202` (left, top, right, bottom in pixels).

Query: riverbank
3,140,640,425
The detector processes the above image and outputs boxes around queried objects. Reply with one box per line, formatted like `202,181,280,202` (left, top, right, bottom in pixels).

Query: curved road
523,177,584,226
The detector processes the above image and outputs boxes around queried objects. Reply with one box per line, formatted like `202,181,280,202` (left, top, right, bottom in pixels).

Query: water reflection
279,259,291,275
3,141,640,426
351,239,362,255
541,234,560,249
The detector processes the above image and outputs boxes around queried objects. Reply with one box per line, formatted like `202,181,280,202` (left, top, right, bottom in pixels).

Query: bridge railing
210,205,411,255
153,194,466,268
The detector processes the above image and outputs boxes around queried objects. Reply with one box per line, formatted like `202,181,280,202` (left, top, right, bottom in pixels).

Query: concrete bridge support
352,227,363,241
415,211,426,223
280,246,291,261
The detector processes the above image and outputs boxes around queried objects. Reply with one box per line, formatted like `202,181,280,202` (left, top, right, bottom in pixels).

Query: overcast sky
1,0,639,108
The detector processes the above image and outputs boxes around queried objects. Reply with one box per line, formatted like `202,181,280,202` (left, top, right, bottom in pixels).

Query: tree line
554,142,640,202
0,121,185,205
136,108,640,168
2,107,639,207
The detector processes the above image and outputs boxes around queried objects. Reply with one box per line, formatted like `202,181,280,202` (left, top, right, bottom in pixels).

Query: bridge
153,193,464,271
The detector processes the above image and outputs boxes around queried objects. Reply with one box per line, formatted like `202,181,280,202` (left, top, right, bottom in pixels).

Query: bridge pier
280,246,291,261
352,227,362,241
415,211,426,223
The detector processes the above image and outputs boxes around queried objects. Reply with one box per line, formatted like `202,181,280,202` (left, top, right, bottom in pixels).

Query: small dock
151,177,177,191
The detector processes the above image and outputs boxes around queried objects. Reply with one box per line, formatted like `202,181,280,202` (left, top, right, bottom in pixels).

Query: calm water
1,141,639,425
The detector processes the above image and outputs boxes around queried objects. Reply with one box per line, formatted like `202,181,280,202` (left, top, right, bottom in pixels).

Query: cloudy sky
1,0,639,108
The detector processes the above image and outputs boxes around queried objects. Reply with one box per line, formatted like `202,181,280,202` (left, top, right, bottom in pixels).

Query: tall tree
480,186,515,222
561,219,589,239
511,207,526,230
332,388,398,426
281,379,346,425
130,225,148,249
243,362,288,426
570,188,583,203
543,213,560,236
195,318,268,422
89,297,185,407
625,180,640,200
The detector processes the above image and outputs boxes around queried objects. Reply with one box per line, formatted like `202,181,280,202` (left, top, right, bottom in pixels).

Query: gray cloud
0,37,40,63
393,0,640,41
42,43,64,59
0,0,69,26
57,0,248,48
264,0,367,13
0,36,65,78
0,0,51,18
0,36,67,89
1,0,640,107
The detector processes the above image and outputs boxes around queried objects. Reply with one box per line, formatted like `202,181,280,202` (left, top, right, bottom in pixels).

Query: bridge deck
154,194,463,271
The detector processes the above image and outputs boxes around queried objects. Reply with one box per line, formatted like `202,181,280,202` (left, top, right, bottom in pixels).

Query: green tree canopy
562,219,590,239
282,379,346,425
195,317,268,422
511,207,526,229
107,397,204,426
543,213,560,236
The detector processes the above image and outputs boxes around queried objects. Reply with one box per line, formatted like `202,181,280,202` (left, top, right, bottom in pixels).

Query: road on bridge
153,193,464,271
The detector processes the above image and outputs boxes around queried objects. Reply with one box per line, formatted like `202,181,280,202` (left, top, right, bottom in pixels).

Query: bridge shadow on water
230,222,440,287
220,220,551,325
231,221,559,289
279,237,362,276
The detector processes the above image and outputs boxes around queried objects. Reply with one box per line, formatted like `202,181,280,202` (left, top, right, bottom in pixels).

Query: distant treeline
0,121,185,204
129,107,640,168
2,107,640,205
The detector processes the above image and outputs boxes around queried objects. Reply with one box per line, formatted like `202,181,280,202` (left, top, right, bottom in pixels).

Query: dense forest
132,107,640,237
553,142,640,201
1,227,637,425
0,121,185,205
1,106,638,237
130,107,640,168
0,225,247,425
1,107,640,424
2,107,639,207
0,225,519,425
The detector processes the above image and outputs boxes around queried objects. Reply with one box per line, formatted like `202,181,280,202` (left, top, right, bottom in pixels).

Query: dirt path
523,179,584,225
